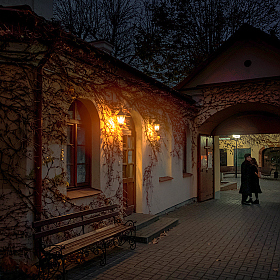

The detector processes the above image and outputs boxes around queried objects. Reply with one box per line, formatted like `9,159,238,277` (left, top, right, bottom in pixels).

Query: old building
176,24,280,200
1,3,280,274
0,5,195,265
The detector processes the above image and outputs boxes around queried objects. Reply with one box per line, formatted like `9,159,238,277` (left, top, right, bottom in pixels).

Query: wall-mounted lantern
117,109,126,125
154,122,160,132
150,117,160,132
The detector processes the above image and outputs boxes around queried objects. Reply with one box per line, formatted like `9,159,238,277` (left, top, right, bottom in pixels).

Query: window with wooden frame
67,100,91,188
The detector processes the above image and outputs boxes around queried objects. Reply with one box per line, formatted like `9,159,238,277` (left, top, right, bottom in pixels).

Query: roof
175,24,280,90
0,5,194,104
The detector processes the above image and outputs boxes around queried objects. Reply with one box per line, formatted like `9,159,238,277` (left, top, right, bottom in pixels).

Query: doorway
123,115,136,215
198,135,214,202
197,106,280,201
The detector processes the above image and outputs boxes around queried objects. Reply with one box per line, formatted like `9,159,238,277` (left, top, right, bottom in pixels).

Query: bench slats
34,212,119,240
44,224,134,256
33,205,136,280
62,225,132,256
54,225,112,246
33,204,118,228
45,224,116,249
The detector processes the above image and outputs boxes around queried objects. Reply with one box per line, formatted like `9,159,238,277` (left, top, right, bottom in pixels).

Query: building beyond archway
262,147,280,171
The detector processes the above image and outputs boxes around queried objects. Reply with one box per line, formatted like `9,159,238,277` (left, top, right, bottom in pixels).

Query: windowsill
159,176,174,182
183,173,193,178
67,188,102,200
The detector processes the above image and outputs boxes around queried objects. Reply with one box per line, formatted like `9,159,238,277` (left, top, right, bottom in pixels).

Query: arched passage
213,112,280,135
198,103,280,136
197,103,280,201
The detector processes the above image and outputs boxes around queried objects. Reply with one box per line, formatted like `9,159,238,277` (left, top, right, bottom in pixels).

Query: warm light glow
101,111,123,149
108,118,116,130
154,123,160,131
117,115,125,125
146,124,154,138
117,110,126,125
232,135,240,139
146,122,160,142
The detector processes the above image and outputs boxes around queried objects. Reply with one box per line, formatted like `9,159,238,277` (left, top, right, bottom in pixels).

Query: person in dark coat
248,158,262,204
239,153,252,205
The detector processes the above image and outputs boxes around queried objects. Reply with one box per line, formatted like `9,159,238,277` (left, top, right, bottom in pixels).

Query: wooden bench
33,204,136,279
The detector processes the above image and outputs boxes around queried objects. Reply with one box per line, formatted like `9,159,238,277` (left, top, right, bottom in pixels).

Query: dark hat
244,153,251,159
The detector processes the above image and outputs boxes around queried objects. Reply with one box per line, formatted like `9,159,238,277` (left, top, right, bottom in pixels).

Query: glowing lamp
232,135,240,139
152,117,160,131
154,123,160,131
117,109,126,125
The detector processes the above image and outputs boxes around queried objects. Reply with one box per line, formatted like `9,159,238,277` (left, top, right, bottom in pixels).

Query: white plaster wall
45,106,196,216
158,125,172,177
130,111,143,213
0,157,35,262
99,146,122,198
141,129,196,215
185,40,280,88
150,167,193,215
140,134,157,214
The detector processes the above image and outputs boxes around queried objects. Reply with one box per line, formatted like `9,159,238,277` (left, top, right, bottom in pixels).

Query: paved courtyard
69,178,280,280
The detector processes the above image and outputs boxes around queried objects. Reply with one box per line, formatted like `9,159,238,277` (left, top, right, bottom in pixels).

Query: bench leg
62,257,66,280
129,234,136,250
37,254,63,280
100,241,107,266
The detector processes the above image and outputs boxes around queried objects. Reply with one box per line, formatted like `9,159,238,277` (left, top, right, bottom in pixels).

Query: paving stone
66,178,280,280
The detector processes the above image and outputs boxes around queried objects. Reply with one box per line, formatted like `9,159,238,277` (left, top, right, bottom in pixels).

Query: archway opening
219,134,280,177
197,104,280,201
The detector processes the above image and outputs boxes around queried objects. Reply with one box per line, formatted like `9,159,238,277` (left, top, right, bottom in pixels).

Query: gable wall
185,40,280,88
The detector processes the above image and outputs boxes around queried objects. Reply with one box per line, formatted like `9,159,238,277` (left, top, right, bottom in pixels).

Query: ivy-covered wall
0,9,195,271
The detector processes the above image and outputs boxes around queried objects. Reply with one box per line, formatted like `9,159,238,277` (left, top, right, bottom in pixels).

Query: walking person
248,158,262,204
239,153,252,205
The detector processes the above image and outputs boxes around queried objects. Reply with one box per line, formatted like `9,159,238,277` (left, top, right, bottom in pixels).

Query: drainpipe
34,50,55,221
34,63,43,222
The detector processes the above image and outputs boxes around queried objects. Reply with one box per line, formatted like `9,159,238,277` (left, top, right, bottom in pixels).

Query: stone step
220,181,237,191
135,217,179,244
124,213,159,231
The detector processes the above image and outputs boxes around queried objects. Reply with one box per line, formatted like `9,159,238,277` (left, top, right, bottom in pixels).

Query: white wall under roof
0,0,53,20
183,40,280,89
